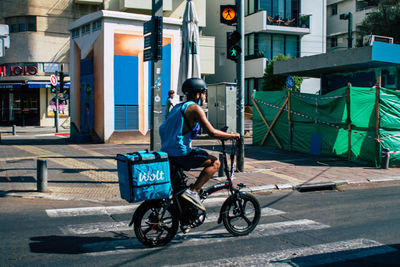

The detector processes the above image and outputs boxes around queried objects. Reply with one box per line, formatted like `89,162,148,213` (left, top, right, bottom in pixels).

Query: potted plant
299,14,310,27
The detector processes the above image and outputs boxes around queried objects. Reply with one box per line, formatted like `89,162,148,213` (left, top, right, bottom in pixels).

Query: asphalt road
1,183,400,266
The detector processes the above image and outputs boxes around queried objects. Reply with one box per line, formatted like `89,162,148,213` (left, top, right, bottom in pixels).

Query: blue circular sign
286,76,294,89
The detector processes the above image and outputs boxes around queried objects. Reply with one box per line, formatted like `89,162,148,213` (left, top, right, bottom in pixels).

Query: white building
204,0,326,98
327,0,377,52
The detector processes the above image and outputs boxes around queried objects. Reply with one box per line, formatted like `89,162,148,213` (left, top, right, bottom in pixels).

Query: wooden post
288,91,292,151
261,97,288,146
346,84,351,161
376,76,381,166
252,98,282,149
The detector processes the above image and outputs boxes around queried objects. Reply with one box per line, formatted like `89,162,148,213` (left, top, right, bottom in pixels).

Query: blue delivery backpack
116,150,171,203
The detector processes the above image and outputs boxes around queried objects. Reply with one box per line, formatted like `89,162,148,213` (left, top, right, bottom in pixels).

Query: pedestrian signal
50,84,56,94
227,31,242,62
220,5,237,25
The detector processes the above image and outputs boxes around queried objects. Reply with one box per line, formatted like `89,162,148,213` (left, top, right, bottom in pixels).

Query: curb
3,177,400,202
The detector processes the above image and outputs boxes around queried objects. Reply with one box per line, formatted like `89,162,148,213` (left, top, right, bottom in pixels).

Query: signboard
286,76,294,89
50,74,58,86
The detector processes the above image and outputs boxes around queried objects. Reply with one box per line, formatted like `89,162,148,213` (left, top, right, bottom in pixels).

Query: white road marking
167,239,397,267
45,197,282,217
59,207,284,235
46,205,139,218
82,219,328,256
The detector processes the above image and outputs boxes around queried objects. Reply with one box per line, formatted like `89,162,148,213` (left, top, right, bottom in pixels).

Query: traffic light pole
55,76,59,133
150,0,163,151
236,0,245,172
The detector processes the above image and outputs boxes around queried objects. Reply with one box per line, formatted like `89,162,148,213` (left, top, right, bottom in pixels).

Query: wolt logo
139,170,165,182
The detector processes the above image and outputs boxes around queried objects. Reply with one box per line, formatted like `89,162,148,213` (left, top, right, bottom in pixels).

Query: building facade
67,1,214,143
326,0,377,52
0,0,213,128
204,0,326,99
0,0,92,126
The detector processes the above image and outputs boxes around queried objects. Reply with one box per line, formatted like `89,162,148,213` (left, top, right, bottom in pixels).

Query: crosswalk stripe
82,219,328,256
45,199,282,218
59,207,284,235
167,239,397,267
46,205,139,217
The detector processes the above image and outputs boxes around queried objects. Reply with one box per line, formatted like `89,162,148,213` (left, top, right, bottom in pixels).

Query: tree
262,55,303,92
358,1,400,45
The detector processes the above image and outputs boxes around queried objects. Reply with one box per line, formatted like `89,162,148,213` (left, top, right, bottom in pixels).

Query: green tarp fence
252,86,400,167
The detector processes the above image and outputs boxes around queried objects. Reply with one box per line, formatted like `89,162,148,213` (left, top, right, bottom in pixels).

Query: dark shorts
169,148,212,170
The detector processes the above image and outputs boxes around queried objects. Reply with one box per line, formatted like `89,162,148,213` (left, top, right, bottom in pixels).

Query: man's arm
189,105,240,140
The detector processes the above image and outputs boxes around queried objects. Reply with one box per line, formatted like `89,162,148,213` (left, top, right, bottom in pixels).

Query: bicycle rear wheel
133,200,179,247
221,193,260,236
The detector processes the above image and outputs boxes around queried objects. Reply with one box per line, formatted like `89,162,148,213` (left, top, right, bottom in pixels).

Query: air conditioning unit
363,35,394,46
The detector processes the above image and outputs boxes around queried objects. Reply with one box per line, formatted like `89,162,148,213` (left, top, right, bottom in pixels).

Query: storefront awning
27,81,71,88
0,83,23,89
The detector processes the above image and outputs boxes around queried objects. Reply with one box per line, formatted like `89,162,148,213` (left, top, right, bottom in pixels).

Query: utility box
207,82,237,132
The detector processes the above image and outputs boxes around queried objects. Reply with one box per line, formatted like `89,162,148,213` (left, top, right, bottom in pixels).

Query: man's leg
191,155,220,192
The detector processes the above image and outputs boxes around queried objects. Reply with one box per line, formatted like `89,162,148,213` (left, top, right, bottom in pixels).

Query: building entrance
0,87,40,126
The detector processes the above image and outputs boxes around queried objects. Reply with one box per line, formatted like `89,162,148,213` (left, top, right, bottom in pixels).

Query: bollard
12,125,16,135
37,159,48,192
218,153,225,177
381,148,390,169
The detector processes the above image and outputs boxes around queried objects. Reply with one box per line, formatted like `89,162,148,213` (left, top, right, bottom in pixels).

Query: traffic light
227,31,242,62
220,5,237,25
50,84,56,94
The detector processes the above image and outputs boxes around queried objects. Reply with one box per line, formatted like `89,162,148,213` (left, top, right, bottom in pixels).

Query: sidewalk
1,126,400,202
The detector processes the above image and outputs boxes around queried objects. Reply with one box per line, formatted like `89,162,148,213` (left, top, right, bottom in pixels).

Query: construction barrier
252,86,400,167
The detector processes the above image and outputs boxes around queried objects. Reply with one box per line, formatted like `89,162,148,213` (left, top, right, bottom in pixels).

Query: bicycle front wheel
133,200,179,247
221,193,260,236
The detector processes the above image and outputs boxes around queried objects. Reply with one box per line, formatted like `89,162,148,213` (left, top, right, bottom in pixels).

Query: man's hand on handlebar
231,133,241,140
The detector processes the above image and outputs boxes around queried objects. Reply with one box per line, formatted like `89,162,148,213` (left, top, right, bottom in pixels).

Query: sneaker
181,225,191,233
181,189,206,211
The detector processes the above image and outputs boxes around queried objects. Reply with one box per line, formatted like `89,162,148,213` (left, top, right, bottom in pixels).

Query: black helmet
182,78,208,96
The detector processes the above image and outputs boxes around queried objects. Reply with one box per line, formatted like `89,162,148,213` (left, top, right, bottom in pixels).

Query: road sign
143,16,163,62
286,76,294,89
50,74,58,86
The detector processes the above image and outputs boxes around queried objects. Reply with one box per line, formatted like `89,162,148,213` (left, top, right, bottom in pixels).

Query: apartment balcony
119,0,172,12
245,10,310,35
74,0,102,4
245,57,268,78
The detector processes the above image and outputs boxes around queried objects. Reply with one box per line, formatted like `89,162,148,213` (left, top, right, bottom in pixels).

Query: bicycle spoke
240,214,252,225
142,225,153,235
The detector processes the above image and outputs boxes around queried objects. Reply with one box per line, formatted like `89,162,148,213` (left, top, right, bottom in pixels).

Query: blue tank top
159,101,199,157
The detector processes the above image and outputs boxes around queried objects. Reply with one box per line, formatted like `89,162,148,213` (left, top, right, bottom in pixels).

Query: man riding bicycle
159,78,240,211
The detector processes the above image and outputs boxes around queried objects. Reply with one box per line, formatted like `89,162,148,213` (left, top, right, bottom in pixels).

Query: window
81,24,91,35
5,16,36,33
246,0,300,19
245,0,256,16
330,37,338,48
331,4,338,16
245,33,299,60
